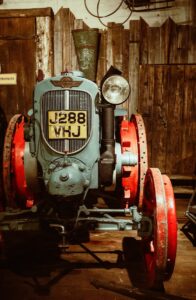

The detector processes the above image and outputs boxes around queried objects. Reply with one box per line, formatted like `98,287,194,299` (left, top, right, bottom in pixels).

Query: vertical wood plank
112,23,124,72
176,25,189,64
106,22,114,71
96,29,107,85
188,25,196,63
151,65,168,172
106,23,124,72
129,20,140,115
36,16,54,78
160,18,170,64
122,29,129,81
181,65,196,174
166,65,184,174
148,27,161,64
54,8,64,75
167,18,178,64
160,18,175,64
140,18,149,64
62,8,76,72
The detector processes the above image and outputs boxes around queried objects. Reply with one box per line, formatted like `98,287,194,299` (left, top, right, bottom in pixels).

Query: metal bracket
76,205,142,231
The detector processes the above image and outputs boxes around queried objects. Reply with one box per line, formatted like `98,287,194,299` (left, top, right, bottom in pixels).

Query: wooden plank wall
0,8,194,176
137,19,196,175
0,16,36,120
53,11,195,175
54,8,88,76
0,8,54,121
139,64,196,175
54,12,195,176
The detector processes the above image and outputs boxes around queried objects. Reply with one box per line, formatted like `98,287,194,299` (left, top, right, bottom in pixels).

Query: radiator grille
41,90,92,154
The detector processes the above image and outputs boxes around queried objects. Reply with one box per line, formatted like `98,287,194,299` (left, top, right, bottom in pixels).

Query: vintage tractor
0,29,177,289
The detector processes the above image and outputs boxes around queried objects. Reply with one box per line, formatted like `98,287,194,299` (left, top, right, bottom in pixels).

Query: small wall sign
0,73,17,85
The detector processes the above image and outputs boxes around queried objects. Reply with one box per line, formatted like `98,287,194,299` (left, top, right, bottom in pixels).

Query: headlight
101,75,130,105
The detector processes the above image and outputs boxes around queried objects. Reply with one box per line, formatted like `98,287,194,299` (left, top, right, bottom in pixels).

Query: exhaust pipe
72,28,99,82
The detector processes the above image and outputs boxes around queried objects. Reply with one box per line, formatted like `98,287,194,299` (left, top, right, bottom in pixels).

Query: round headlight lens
102,75,130,105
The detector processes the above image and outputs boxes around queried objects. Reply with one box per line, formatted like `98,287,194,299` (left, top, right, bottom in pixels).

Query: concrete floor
0,197,195,300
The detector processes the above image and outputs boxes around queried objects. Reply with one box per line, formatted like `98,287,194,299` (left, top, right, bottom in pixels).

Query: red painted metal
12,116,30,201
3,114,33,208
131,114,148,208
141,168,170,286
162,174,177,280
121,119,138,206
120,114,148,207
3,114,22,207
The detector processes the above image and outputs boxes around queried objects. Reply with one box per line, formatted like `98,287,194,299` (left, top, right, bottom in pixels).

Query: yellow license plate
48,110,87,139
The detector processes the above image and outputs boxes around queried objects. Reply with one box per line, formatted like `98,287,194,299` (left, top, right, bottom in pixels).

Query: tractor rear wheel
141,168,177,287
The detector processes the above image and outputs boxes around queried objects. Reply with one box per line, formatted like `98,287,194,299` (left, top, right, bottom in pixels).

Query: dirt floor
0,197,195,300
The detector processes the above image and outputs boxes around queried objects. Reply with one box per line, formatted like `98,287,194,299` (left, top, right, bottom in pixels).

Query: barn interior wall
0,0,194,28
0,2,195,176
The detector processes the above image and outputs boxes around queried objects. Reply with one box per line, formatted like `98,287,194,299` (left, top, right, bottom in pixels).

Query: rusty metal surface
72,29,99,81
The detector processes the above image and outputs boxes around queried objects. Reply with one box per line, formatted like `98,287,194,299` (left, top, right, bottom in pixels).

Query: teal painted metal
30,73,100,198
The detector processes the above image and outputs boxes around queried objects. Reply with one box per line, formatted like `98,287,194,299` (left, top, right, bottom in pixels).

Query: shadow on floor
0,230,188,300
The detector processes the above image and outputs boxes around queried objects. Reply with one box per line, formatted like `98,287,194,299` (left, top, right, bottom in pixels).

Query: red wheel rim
121,120,138,205
162,174,177,280
12,116,29,199
3,114,22,207
131,114,148,208
3,114,32,208
120,114,148,207
142,168,168,286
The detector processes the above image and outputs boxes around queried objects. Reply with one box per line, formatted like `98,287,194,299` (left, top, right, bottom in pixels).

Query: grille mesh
41,90,92,154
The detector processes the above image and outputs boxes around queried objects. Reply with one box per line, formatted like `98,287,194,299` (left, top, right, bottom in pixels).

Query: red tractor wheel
121,114,148,207
141,168,177,287
162,174,177,280
3,114,33,209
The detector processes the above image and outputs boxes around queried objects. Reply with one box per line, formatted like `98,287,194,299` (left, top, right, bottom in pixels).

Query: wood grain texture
0,17,36,121
54,8,89,75
96,29,107,85
166,65,184,174
0,9,53,122
181,65,196,174
36,16,54,79
129,20,140,115
0,7,53,18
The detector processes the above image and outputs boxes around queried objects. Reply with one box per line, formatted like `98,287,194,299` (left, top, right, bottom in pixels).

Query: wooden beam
0,7,53,18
